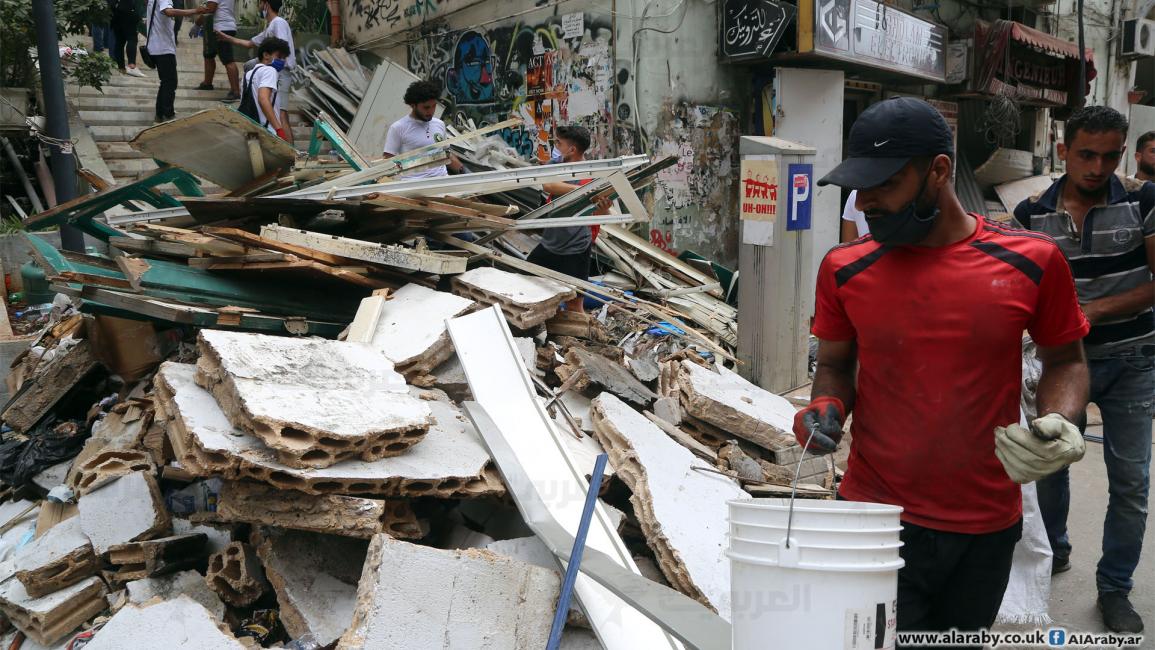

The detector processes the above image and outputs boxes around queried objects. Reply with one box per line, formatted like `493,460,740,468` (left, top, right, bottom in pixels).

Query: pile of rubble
0,107,844,649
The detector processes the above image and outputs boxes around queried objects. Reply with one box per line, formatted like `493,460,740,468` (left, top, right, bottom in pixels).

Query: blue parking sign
786,163,812,231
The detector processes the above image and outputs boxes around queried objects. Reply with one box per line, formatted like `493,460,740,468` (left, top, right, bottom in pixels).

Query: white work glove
995,413,1086,484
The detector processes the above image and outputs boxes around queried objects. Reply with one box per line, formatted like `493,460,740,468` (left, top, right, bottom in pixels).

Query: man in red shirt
797,97,1091,640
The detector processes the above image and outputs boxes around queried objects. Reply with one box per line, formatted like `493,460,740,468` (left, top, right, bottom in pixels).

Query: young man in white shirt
383,80,463,179
215,0,294,131
840,190,870,242
240,38,290,140
144,0,206,122
198,0,240,100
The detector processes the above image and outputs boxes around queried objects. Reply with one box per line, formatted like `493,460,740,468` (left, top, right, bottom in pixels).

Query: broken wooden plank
128,223,248,256
193,258,388,289
195,330,432,469
110,236,203,259
260,225,467,275
155,362,501,498
591,394,746,619
2,338,100,433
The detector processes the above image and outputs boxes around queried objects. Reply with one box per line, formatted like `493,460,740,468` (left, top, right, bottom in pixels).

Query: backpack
238,65,276,127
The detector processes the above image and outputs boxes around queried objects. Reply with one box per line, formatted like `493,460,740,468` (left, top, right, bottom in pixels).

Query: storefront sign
720,0,796,62
971,20,1092,108
802,0,947,82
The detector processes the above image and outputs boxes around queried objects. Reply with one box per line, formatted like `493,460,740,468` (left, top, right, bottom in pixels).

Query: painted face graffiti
448,31,495,103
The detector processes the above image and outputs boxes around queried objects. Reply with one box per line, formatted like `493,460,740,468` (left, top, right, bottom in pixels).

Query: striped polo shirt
1013,174,1155,358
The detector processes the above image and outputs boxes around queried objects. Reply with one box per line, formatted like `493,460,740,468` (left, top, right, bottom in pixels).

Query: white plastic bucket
731,521,901,547
729,497,902,530
728,498,904,650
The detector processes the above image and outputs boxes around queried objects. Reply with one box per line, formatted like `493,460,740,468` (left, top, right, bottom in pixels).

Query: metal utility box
736,136,817,393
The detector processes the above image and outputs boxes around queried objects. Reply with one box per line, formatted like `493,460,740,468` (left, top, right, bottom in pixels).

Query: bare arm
1082,236,1155,323
163,5,205,16
541,181,580,197
257,87,283,131
810,338,857,412
840,218,859,243
1035,340,1089,424
214,30,254,48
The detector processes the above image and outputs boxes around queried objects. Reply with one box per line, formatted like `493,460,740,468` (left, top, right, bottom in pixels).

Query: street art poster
409,14,615,163
740,158,779,223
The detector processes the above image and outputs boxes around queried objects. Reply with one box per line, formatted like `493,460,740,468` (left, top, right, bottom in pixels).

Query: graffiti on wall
345,0,484,41
408,13,615,162
648,103,740,267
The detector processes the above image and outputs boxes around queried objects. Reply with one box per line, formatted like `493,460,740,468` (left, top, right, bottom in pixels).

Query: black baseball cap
818,97,954,190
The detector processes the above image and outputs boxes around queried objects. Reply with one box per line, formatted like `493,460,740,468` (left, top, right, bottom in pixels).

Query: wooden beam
260,225,468,275
205,227,361,266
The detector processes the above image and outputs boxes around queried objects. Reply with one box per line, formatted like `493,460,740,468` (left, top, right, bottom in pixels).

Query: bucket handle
785,422,819,549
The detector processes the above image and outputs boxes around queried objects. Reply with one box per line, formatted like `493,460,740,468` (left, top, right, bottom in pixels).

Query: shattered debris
0,99,842,650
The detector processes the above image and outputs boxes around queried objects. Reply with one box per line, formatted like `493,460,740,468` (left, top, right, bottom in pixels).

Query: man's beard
1140,162,1155,176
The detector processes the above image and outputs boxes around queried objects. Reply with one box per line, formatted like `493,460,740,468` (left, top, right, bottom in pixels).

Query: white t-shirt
145,0,176,56
243,64,280,133
841,190,870,237
211,0,237,32
250,16,295,69
383,115,449,179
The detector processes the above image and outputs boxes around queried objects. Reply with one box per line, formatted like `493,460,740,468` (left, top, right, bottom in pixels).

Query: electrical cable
631,0,690,148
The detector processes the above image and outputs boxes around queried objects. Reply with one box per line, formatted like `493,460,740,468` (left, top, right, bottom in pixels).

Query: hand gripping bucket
727,497,905,650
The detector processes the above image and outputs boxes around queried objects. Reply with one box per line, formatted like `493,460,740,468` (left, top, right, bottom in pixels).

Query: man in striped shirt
1014,105,1155,635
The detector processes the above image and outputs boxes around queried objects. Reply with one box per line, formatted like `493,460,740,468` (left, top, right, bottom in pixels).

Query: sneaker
1098,592,1144,634
196,82,214,90
222,91,240,102
1051,557,1071,575
125,67,145,78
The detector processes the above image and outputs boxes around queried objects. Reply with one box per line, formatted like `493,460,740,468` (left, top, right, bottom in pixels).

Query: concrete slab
13,516,97,598
592,393,748,620
675,360,795,450
205,542,268,607
564,348,657,407
78,471,170,555
216,480,420,539
156,362,500,498
125,570,225,621
195,330,431,469
0,576,106,646
337,534,561,650
85,596,245,649
73,450,155,495
256,529,367,646
346,285,475,378
452,266,575,329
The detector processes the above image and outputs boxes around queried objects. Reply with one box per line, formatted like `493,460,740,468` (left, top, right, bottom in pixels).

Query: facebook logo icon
1048,628,1066,645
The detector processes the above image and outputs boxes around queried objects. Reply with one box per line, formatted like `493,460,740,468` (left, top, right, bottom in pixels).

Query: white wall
772,68,845,286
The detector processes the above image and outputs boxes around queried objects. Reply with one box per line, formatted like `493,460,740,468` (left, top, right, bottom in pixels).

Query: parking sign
786,163,812,231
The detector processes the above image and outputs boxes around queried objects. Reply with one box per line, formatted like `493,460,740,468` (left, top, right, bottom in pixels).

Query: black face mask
866,170,939,246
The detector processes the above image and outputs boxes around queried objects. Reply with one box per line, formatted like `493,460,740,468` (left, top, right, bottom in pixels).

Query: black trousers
110,10,138,68
154,53,177,119
897,518,1022,649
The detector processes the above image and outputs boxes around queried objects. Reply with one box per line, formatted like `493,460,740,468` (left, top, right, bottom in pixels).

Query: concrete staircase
67,35,310,191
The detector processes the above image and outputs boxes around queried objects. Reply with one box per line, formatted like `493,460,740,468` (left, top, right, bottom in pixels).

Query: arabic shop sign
720,0,797,62
806,0,946,82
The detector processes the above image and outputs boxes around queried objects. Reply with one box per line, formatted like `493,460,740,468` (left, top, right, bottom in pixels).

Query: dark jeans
91,23,114,53
896,519,1022,649
110,10,138,68
154,54,177,119
1036,353,1154,594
